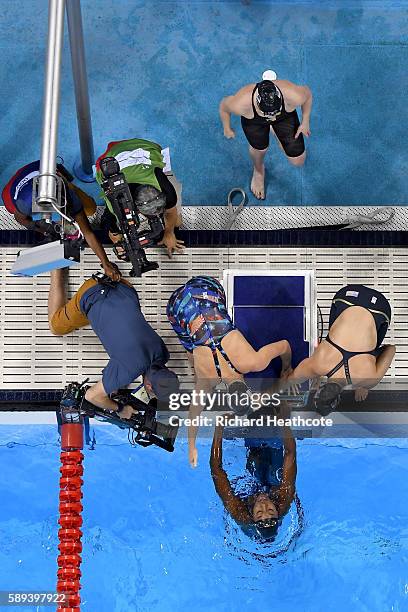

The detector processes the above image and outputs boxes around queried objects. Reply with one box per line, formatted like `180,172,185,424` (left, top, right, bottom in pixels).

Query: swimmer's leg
249,145,268,200
270,113,306,167
271,127,285,154
286,151,306,167
271,128,306,166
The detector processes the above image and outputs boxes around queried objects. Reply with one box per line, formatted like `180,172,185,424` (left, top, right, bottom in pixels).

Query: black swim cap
256,80,283,116
314,381,342,416
227,380,252,416
240,518,280,542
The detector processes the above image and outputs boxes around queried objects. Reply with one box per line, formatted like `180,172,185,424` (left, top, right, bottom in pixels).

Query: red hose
57,425,84,612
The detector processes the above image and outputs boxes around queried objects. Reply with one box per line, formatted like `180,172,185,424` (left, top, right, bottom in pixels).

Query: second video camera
99,157,165,277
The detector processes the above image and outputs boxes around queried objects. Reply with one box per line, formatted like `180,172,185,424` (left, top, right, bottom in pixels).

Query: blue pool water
0,1,407,206
1,425,408,611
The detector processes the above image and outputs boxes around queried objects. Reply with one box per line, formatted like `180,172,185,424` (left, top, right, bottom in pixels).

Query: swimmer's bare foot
251,166,265,200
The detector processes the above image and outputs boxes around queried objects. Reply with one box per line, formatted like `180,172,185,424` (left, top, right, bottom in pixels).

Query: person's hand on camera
158,230,185,258
116,404,136,420
103,261,121,281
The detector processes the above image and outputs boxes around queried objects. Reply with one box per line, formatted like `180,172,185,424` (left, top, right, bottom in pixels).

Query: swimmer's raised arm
275,431,297,516
210,422,251,523
188,396,203,469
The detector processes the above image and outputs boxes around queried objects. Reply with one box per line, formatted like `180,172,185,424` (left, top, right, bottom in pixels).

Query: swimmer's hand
354,387,369,402
280,366,293,380
103,261,121,281
279,371,301,396
158,230,185,258
295,122,311,139
224,127,235,139
284,382,301,396
189,446,198,468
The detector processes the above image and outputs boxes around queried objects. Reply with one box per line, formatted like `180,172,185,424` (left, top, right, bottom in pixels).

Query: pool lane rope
57,422,84,612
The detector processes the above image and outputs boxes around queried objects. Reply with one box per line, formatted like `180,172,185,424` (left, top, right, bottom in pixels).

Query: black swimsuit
325,285,392,384
240,84,305,157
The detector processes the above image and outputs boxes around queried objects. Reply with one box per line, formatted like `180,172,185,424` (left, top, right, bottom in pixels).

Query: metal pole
66,0,95,182
38,0,66,207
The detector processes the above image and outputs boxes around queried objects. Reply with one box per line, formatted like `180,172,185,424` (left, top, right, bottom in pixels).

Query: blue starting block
223,269,317,382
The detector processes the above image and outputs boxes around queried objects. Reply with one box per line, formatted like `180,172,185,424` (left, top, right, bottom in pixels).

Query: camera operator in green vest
96,138,184,259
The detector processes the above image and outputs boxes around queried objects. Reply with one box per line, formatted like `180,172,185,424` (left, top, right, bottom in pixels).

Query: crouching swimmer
166,275,293,467
283,284,396,412
48,268,179,416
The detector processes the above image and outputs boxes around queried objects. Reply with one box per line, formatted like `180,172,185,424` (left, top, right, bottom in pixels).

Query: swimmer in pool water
219,77,312,199
210,416,297,542
283,284,396,406
166,275,293,467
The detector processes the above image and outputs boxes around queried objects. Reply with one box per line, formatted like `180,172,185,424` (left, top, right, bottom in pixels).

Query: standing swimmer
219,76,312,199
166,275,293,467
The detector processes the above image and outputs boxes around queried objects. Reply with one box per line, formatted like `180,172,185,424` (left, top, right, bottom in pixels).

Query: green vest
96,138,165,220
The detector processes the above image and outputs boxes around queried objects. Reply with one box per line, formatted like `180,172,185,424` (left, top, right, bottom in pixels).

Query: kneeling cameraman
95,138,184,259
48,268,179,417
2,160,120,280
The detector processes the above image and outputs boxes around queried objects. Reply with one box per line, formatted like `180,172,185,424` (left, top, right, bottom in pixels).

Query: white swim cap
262,69,277,81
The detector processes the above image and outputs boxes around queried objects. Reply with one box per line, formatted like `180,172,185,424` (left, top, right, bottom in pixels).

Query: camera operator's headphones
132,184,167,217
